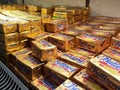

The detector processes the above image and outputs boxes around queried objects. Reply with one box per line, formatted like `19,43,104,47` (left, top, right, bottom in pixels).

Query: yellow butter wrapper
45,59,78,78
70,48,97,58
49,33,74,51
103,47,120,63
16,54,44,80
0,32,19,44
31,40,58,61
0,20,17,34
87,54,120,90
45,19,68,33
76,33,107,53
59,52,89,68
73,69,106,90
30,77,57,90
55,79,85,90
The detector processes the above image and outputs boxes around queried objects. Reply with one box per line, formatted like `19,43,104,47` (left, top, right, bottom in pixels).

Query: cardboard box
70,48,97,58
31,40,58,61
16,54,44,80
73,69,106,90
103,47,120,63
55,79,85,90
0,20,17,34
49,33,74,51
86,54,120,90
44,59,78,84
0,32,19,44
41,7,54,15
59,52,89,68
76,33,107,53
45,19,68,33
30,77,57,90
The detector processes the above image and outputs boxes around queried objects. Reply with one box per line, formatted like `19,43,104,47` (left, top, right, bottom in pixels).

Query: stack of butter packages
53,5,86,24
41,6,54,25
26,4,41,15
0,10,42,34
0,4,27,11
84,16,120,90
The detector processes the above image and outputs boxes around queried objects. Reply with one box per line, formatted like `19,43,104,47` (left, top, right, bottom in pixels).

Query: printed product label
62,80,81,90
54,60,76,72
63,53,87,64
37,78,55,90
88,64,120,90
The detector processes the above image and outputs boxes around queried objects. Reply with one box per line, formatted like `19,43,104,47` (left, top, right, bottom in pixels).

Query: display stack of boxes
0,4,120,90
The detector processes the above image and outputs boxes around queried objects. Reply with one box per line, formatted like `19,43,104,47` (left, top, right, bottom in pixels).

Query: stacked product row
1,15,119,90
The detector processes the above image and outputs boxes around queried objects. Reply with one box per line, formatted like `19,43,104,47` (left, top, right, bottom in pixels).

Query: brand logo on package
98,55,120,71
41,40,52,47
55,60,76,72
63,53,85,64
38,79,55,90
63,80,80,90
88,64,120,90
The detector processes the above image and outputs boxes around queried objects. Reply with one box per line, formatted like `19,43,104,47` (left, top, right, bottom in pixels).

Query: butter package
31,28,41,34
30,77,57,90
76,33,107,53
0,20,17,34
103,47,120,62
31,40,58,61
75,25,93,31
19,30,31,41
16,54,44,80
0,14,31,32
2,10,41,30
70,48,97,58
49,33,74,51
0,41,20,52
90,30,116,47
111,37,120,51
99,25,120,32
60,29,80,37
27,5,41,12
20,39,29,49
44,59,78,84
59,52,89,68
8,47,32,66
86,54,120,90
17,20,31,32
45,19,68,33
55,79,85,90
41,7,54,15
41,15,52,24
28,32,53,41
0,32,19,44
53,11,73,19
73,69,106,90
